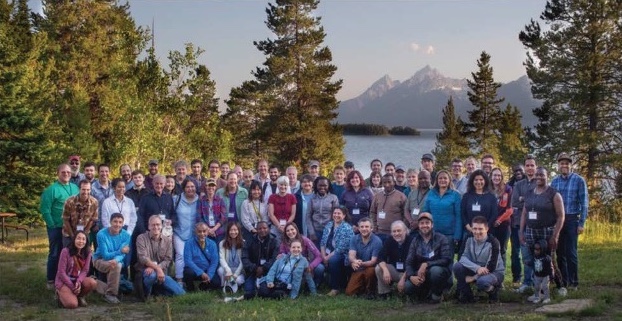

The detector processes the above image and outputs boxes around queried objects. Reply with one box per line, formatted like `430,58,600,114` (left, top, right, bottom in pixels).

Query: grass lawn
1,222,621,321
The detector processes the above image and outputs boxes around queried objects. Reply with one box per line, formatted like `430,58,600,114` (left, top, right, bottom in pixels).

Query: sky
29,0,547,105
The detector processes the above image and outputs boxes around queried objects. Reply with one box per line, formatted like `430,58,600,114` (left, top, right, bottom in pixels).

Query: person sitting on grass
93,213,131,304
345,217,383,299
258,240,311,299
241,221,279,299
183,222,220,292
403,213,452,303
218,222,246,292
279,222,321,292
55,231,97,309
453,216,505,303
135,215,185,299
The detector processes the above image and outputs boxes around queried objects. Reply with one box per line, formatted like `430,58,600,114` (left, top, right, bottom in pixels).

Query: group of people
40,152,587,308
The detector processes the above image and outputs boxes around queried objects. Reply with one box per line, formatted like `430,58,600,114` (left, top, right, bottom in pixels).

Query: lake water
343,129,439,178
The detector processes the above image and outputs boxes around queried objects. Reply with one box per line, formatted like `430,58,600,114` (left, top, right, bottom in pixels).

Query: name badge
77,224,85,231
472,204,481,212
228,212,235,219
279,219,287,226
352,208,360,215
412,208,420,217
260,259,266,265
396,262,404,270
428,251,435,259
378,211,386,220
159,214,166,222
528,211,538,220
208,215,216,227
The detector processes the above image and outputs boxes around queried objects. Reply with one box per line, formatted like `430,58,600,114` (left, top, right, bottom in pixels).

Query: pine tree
519,0,622,192
498,103,528,167
0,8,58,223
433,96,471,169
226,0,344,172
465,51,504,159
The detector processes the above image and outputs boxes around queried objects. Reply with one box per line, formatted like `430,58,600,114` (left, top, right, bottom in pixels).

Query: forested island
340,123,420,136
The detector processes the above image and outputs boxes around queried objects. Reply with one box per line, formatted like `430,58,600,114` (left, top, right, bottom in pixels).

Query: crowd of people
40,152,588,308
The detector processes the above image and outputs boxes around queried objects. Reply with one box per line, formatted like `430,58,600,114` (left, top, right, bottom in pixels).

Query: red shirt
268,193,297,221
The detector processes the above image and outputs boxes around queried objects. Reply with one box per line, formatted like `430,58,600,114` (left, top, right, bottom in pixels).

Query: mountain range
337,65,540,129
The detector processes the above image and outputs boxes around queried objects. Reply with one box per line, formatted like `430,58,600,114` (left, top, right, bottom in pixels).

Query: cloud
410,43,420,52
426,45,435,55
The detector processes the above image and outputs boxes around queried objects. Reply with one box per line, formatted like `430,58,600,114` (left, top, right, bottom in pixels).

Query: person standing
68,155,85,186
551,152,588,291
460,170,497,238
41,164,79,290
119,164,134,191
370,174,408,242
512,155,538,292
61,180,98,247
144,159,159,191
340,170,374,232
420,154,437,182
451,158,468,195
421,170,462,255
406,170,431,231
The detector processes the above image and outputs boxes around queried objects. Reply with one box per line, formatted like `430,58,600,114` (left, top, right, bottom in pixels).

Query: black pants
182,267,221,292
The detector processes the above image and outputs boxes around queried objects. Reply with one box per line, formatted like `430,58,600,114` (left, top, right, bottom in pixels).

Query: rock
535,299,593,313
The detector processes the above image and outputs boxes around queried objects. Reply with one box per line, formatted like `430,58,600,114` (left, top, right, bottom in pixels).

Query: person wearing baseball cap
394,166,408,194
550,152,588,292
145,159,159,191
421,154,437,182
403,212,452,303
307,160,320,182
68,155,86,186
344,161,355,176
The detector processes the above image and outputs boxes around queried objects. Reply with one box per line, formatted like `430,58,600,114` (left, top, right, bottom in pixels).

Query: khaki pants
94,259,122,296
57,277,97,309
345,266,376,296
375,264,403,295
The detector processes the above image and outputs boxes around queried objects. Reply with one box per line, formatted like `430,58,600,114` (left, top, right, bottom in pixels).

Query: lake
343,129,439,178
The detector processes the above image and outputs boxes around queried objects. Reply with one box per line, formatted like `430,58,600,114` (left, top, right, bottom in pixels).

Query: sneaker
78,297,88,307
327,289,339,297
557,287,568,297
515,284,531,294
430,293,443,304
512,281,521,288
488,287,499,303
541,298,551,304
527,294,540,302
47,281,55,291
104,294,120,304
531,297,542,304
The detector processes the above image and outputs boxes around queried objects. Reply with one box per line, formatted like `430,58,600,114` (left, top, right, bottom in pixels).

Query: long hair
223,222,244,250
490,167,506,196
282,222,304,250
67,231,90,258
369,172,382,188
345,170,367,191
433,170,455,191
247,180,263,201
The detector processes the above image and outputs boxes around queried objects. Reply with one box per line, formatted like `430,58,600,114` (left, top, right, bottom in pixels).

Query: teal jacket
40,181,79,228
216,187,248,221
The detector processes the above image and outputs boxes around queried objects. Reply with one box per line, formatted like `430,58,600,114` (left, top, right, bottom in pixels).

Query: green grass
1,224,621,321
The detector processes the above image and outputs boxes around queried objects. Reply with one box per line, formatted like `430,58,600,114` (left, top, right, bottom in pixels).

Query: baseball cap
344,161,354,168
418,212,433,223
395,165,405,173
421,153,436,162
68,155,80,162
206,178,217,186
148,159,159,165
557,152,572,163
308,160,320,167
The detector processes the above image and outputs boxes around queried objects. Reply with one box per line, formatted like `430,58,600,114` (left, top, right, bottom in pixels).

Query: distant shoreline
340,123,421,136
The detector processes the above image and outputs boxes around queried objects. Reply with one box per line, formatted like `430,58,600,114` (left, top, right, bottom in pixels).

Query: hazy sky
29,0,547,103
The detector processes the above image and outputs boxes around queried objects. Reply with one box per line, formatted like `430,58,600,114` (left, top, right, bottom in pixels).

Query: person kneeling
259,240,309,299
93,213,131,304
453,216,505,303
403,213,452,303
135,215,185,299
345,218,383,298
55,231,97,308
183,222,220,291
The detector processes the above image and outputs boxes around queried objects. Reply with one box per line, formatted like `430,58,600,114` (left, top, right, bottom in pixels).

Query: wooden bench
3,224,29,241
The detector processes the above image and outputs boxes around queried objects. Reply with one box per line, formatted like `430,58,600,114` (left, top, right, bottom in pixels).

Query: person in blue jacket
259,240,313,299
183,222,220,291
422,170,462,256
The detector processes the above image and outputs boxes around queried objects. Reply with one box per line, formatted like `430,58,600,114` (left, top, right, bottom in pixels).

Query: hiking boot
541,298,551,304
327,289,339,297
487,287,499,303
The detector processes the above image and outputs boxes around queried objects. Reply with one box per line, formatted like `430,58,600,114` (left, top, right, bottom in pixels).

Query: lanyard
115,197,125,214
416,189,429,206
252,201,262,222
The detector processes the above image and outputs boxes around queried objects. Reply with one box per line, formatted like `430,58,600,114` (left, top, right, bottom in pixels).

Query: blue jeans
327,252,347,290
313,229,324,250
404,265,451,299
520,243,534,286
312,263,325,289
143,270,186,296
47,227,63,282
244,275,259,299
557,217,579,287
510,225,522,283
453,262,503,298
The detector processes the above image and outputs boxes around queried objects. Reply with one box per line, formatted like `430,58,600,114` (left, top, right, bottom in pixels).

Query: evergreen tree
226,0,344,171
465,51,504,160
498,103,528,167
433,96,470,169
519,0,622,193
0,10,58,223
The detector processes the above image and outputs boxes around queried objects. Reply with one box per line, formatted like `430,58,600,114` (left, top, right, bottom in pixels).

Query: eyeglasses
70,161,79,165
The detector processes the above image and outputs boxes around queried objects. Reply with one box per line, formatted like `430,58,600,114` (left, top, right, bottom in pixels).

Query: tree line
0,0,342,223
341,124,420,136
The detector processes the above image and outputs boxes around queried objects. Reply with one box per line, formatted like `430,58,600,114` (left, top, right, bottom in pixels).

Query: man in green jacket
40,163,79,289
